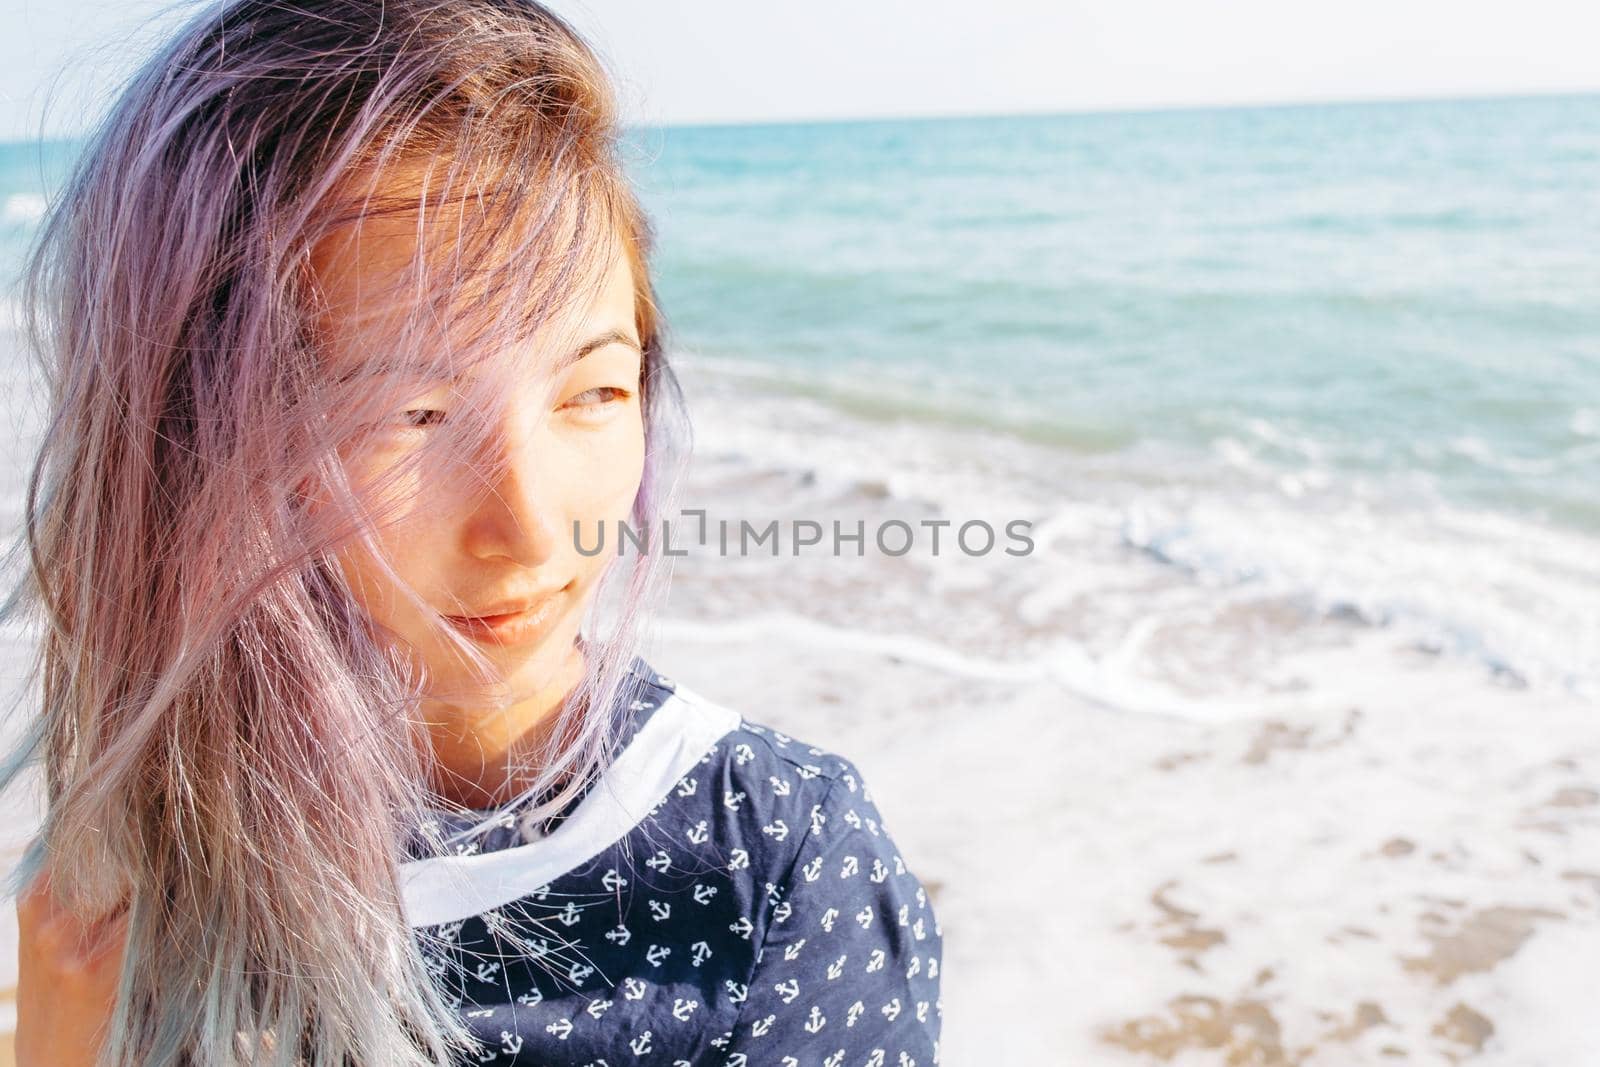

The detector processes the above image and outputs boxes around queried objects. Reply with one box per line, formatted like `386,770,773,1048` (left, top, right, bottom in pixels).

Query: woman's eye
563,386,631,411
397,408,447,428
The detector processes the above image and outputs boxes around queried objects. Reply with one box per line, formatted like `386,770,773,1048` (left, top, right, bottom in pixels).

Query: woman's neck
422,641,588,810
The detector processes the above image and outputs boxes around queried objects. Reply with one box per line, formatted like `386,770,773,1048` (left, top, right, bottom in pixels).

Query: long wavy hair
0,0,690,1062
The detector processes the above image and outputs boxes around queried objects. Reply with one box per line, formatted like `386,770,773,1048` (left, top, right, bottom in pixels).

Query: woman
1,0,944,1064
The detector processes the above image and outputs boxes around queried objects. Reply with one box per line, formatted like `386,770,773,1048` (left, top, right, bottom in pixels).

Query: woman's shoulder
639,669,944,1064
642,664,876,820
639,665,914,897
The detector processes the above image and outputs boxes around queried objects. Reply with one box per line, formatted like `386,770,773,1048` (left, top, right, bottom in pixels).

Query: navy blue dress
400,658,944,1066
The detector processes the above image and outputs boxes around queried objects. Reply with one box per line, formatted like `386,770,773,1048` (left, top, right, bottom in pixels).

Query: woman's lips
444,590,566,646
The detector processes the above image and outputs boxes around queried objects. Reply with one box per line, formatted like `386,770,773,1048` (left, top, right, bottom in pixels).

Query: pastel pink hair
0,0,690,1062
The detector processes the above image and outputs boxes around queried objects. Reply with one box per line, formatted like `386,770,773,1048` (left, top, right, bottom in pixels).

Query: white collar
398,682,740,928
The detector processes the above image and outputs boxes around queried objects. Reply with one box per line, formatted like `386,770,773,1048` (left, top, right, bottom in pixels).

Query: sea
2,92,1597,725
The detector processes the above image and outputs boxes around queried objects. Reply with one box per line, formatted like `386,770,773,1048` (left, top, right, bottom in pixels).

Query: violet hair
0,0,691,1062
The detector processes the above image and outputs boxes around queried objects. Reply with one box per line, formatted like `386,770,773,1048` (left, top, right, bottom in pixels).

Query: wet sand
647,614,1600,1066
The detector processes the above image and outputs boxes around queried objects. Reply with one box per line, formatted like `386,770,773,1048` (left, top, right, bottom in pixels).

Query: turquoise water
626,93,1600,535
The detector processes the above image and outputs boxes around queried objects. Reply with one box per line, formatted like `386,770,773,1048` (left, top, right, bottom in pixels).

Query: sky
3,0,1599,140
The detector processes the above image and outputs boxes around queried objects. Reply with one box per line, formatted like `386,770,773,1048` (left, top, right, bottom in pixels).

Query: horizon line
627,85,1600,134
5,84,1597,146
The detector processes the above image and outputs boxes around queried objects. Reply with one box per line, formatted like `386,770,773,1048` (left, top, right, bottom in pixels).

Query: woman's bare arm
13,862,129,1067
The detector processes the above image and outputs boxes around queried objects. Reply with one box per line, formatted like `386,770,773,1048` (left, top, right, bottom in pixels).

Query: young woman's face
310,209,646,781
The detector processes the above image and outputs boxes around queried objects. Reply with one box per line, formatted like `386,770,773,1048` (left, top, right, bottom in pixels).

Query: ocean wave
680,366,1600,704
1,193,45,226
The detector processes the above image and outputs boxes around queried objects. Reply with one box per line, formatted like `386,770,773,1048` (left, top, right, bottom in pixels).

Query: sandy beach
10,609,1595,1067
646,613,1600,1065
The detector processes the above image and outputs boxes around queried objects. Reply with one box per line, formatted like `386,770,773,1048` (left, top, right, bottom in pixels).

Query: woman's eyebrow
555,328,642,371
334,329,640,385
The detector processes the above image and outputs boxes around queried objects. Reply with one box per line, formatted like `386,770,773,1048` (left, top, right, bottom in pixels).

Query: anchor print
809,805,828,837
409,670,940,1067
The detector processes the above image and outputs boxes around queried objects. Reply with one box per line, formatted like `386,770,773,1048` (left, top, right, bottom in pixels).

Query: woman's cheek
565,413,646,525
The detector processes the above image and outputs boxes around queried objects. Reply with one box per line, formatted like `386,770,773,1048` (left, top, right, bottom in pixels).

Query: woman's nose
460,419,563,567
